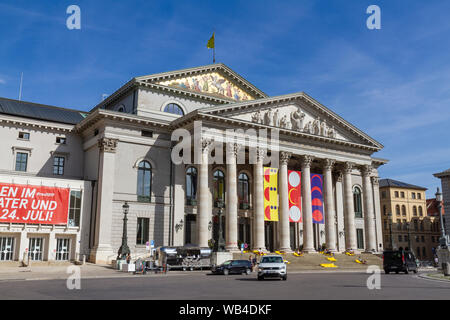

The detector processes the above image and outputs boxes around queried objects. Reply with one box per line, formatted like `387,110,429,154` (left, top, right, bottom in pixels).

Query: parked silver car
257,255,287,280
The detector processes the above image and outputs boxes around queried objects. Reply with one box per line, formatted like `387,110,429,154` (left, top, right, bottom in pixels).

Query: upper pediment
135,63,267,102
197,92,383,150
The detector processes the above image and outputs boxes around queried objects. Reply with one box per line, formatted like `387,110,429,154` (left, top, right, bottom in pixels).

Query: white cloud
0,78,6,85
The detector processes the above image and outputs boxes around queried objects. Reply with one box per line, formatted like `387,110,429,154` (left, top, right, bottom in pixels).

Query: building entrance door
56,238,70,261
29,238,43,261
185,214,197,245
0,237,14,261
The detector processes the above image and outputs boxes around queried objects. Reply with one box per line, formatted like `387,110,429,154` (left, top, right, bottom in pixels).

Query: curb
417,273,450,284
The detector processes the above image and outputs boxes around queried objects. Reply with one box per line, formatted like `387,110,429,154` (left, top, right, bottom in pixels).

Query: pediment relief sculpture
250,107,337,139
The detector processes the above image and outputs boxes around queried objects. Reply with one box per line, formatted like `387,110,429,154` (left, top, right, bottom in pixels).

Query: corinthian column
197,138,212,248
323,159,337,252
342,162,358,252
252,148,266,251
361,165,376,252
279,151,292,252
225,143,240,252
301,155,315,253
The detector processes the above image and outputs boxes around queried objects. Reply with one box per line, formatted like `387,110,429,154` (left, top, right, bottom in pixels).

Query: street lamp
406,222,412,252
436,188,448,248
117,202,131,260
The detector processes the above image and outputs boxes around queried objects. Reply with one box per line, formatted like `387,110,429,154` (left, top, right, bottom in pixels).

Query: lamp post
214,200,226,252
117,202,130,260
436,188,448,248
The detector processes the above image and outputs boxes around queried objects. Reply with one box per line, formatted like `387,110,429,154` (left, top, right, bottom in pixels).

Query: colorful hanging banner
288,170,302,223
263,167,278,222
311,173,324,224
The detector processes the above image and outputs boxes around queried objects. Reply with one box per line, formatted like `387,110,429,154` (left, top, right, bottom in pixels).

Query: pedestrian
126,253,131,264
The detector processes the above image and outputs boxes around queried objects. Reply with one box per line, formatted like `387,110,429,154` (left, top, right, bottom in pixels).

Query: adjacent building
379,179,441,261
0,63,387,265
433,169,450,235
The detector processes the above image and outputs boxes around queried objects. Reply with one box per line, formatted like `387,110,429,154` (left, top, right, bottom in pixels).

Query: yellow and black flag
207,32,215,63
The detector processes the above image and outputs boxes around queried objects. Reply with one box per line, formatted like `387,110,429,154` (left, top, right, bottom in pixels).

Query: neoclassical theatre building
0,64,387,264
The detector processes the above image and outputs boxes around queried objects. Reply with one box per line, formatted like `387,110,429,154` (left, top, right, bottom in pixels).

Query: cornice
75,109,171,133
0,114,75,133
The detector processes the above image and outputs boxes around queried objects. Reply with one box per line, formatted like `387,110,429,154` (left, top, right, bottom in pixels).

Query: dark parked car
383,250,418,274
211,260,253,275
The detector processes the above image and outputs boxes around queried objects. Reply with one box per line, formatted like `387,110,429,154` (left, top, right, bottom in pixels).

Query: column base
279,247,293,253
302,248,317,254
252,246,268,253
90,245,115,265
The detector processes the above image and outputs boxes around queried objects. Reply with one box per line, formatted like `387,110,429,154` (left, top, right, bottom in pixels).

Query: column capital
334,171,343,183
371,176,379,186
280,151,292,165
201,137,214,153
322,159,336,171
98,138,118,153
341,162,354,174
300,155,314,168
256,147,267,162
360,164,373,177
226,142,242,157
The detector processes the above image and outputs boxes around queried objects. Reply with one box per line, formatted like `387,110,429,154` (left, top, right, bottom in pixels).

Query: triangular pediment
135,63,267,102
198,92,383,150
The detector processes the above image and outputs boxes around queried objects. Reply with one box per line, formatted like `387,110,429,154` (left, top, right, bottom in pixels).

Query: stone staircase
233,252,382,271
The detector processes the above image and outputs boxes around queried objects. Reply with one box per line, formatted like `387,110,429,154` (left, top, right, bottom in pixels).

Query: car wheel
395,271,399,274
282,275,287,281
257,275,263,281
405,268,409,274
223,269,229,276
384,269,390,274
245,268,251,275
182,267,187,271
190,267,194,271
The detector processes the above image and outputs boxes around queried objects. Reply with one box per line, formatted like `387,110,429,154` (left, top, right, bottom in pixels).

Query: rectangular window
398,235,402,242
18,132,30,140
381,191,386,199
15,152,28,172
400,192,405,198
68,190,82,227
56,137,67,144
417,193,421,200
53,156,65,175
56,238,70,261
356,229,364,249
412,192,416,199
0,237,15,261
136,218,149,245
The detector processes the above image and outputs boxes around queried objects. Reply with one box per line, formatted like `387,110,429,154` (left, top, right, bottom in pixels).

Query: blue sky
0,0,449,197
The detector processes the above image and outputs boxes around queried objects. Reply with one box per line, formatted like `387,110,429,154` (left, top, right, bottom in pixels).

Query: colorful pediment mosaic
157,72,255,101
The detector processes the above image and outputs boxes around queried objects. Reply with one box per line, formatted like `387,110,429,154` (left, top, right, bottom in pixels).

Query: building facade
379,179,441,261
0,64,387,265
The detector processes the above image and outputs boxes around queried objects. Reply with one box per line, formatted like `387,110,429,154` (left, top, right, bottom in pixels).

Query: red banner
0,183,70,225
288,170,302,223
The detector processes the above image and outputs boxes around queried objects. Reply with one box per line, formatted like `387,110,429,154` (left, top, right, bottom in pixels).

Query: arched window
413,206,417,216
117,105,125,112
353,187,363,218
238,173,250,209
402,205,406,216
396,205,400,216
164,103,184,116
186,167,197,205
213,170,225,207
418,206,423,216
137,161,152,202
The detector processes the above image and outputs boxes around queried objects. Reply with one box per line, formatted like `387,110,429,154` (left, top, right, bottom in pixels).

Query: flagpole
213,30,216,63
